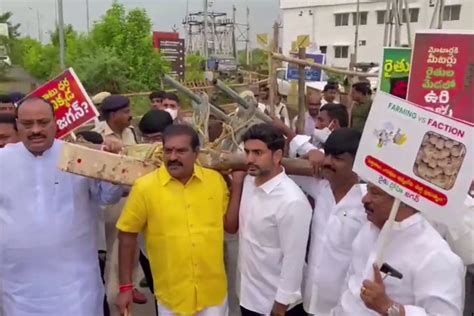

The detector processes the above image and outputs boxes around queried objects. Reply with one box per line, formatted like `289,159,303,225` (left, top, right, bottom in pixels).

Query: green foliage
238,48,268,72
22,42,60,79
49,24,76,47
12,1,169,93
327,73,345,85
72,46,128,94
185,54,205,81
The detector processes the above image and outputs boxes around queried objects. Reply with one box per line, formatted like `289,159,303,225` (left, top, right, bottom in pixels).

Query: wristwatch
386,303,401,316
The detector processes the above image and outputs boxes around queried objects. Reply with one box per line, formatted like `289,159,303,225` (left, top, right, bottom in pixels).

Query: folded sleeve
288,135,315,158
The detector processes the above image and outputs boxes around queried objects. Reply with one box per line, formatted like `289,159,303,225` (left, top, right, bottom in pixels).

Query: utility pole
36,9,42,42
429,0,445,29
246,7,250,65
437,0,445,29
353,0,360,64
232,5,237,60
394,0,402,47
403,0,412,47
58,0,65,70
383,0,391,46
203,0,209,69
86,0,90,33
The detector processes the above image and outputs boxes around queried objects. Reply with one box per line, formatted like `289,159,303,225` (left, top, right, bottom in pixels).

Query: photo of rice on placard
414,131,466,190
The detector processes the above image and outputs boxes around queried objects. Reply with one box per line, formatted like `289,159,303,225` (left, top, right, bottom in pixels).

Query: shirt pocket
327,213,363,254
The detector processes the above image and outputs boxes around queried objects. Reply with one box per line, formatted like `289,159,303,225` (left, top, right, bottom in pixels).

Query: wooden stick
374,198,401,267
268,22,280,116
271,52,379,78
296,47,306,134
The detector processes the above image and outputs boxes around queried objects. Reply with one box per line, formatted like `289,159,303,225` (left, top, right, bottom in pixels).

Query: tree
238,48,268,72
73,46,129,94
185,54,205,81
91,2,169,90
50,24,76,47
0,12,21,38
11,1,169,92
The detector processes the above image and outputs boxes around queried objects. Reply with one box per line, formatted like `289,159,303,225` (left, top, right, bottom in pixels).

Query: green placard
380,47,412,98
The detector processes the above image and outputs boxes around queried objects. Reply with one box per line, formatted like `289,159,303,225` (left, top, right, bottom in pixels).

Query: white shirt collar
257,169,286,194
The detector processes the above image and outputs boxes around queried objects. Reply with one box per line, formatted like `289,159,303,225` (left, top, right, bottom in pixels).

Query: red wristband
119,284,134,293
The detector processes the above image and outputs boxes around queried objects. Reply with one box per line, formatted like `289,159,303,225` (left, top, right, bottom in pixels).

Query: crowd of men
0,81,473,316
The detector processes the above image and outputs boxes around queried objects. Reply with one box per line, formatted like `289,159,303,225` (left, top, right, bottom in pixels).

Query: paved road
111,250,474,316
106,234,241,316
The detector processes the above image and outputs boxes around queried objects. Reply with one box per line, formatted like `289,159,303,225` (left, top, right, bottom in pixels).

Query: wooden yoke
59,143,314,186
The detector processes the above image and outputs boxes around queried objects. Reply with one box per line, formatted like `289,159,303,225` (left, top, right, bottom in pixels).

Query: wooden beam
271,52,379,78
59,143,314,186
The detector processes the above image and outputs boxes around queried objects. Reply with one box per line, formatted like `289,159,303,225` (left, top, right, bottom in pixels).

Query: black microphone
380,263,403,280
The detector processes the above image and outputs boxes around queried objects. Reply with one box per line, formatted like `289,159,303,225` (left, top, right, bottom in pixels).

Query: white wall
281,0,473,68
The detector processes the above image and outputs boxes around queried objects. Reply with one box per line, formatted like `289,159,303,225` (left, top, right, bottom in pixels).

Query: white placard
354,92,473,228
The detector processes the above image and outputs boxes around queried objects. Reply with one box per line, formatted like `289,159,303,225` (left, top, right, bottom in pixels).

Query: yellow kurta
117,165,229,314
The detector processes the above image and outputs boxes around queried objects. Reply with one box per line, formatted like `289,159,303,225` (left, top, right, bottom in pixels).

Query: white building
280,0,474,68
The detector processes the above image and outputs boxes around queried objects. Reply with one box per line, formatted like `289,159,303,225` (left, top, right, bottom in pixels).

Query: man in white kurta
331,183,465,316
288,128,367,316
0,97,123,316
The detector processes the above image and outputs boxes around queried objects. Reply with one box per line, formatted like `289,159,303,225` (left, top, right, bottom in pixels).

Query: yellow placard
296,34,310,48
256,33,269,47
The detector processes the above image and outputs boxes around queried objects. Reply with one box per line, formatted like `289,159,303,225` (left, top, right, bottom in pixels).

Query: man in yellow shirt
115,124,241,316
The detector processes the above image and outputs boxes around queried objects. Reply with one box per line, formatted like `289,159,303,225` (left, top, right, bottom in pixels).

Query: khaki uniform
93,121,138,146
350,99,373,133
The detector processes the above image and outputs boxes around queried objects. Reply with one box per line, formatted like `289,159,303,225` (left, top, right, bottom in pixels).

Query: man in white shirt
321,83,339,107
331,183,465,316
0,97,123,316
274,103,349,154
292,94,321,138
234,123,312,316
285,128,367,316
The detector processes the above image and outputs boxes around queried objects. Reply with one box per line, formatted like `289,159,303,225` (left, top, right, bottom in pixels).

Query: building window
402,8,420,23
359,40,367,46
335,13,349,26
376,11,385,24
352,11,368,25
443,5,461,21
334,46,349,59
319,46,327,54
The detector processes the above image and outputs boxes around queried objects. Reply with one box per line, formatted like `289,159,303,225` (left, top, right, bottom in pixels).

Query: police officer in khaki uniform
94,95,138,146
93,95,148,313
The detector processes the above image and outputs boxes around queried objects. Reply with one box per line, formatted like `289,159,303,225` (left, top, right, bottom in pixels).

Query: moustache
28,134,46,140
247,163,259,169
321,165,336,173
167,160,183,167
364,203,374,213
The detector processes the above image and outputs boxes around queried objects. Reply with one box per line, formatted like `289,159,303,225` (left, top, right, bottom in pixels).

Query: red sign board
153,31,179,50
27,68,99,139
407,30,474,126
